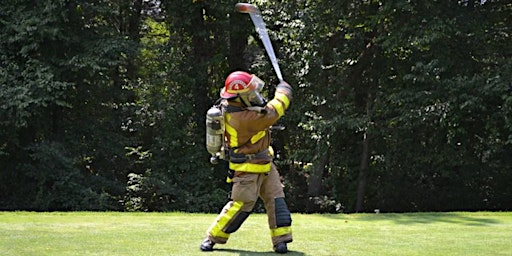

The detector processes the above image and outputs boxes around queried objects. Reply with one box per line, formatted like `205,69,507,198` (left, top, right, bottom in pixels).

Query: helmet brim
220,87,238,99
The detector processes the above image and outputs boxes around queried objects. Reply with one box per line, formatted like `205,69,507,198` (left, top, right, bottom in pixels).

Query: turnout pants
205,163,293,246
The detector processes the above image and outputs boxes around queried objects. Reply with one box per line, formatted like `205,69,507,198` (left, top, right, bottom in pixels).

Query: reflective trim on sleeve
270,226,292,238
268,99,285,117
268,93,290,117
276,92,291,109
229,162,271,173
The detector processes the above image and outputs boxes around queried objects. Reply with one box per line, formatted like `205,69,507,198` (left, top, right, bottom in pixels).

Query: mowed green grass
0,211,511,256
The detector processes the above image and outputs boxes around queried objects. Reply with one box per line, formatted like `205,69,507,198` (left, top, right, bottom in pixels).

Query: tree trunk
355,96,372,212
355,130,370,212
307,147,330,197
228,14,249,71
190,4,212,124
306,145,330,212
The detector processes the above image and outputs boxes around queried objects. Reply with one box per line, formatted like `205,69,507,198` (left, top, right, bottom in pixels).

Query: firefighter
200,71,293,253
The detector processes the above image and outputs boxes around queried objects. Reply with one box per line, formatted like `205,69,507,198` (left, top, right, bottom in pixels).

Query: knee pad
275,197,292,227
224,211,250,233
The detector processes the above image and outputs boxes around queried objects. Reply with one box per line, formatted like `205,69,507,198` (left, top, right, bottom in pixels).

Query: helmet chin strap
239,96,251,107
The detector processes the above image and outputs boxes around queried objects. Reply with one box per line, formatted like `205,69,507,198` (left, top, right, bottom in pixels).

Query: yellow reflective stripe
270,226,292,237
250,130,266,144
210,201,244,239
268,93,290,117
268,99,285,117
210,227,229,239
276,92,291,109
225,113,238,148
229,162,271,173
268,146,274,157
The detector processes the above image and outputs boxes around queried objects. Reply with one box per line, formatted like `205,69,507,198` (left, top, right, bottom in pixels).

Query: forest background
1,0,511,213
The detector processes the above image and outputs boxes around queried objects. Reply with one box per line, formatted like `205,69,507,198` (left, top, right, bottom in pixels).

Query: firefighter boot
200,238,215,252
274,242,287,254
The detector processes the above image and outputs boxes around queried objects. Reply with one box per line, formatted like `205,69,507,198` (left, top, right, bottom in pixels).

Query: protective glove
276,81,293,98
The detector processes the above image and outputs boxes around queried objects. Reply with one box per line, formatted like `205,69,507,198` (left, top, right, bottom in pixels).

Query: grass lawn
0,211,511,255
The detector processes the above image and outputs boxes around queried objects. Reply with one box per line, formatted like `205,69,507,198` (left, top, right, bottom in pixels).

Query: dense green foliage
1,0,510,212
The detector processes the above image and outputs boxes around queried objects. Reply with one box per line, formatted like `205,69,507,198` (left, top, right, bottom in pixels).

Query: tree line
1,0,511,212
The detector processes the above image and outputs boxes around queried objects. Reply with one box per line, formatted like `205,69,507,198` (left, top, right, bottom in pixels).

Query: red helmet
221,71,266,106
221,71,252,98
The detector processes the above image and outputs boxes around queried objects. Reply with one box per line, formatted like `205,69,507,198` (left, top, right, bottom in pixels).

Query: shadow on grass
214,248,306,255
319,212,502,226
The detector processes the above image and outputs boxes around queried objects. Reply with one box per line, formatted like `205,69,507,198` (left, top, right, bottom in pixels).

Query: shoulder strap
225,105,245,113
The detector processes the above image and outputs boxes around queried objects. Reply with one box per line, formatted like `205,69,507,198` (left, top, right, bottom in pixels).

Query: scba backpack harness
205,102,271,166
